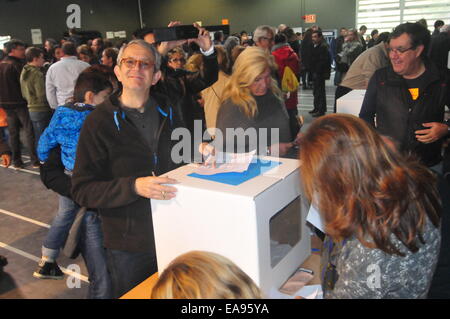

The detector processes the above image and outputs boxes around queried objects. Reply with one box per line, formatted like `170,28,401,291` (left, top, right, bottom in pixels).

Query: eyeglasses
120,57,154,70
260,36,274,42
387,46,416,55
170,58,186,63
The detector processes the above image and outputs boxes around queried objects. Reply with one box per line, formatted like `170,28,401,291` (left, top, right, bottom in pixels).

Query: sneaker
12,161,25,170
31,161,40,169
33,260,64,280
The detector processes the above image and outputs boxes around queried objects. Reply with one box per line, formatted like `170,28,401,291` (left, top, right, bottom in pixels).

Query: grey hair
440,24,450,33
117,39,161,71
253,25,276,43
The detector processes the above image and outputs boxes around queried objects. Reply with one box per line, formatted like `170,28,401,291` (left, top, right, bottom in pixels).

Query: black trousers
287,108,300,139
428,175,450,298
4,105,38,164
334,85,353,113
313,75,327,114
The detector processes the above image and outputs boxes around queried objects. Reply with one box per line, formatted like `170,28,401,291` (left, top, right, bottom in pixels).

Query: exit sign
303,14,316,23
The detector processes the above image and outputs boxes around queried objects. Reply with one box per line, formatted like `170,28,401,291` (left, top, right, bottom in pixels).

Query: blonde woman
213,46,298,157
199,46,230,136
151,251,262,299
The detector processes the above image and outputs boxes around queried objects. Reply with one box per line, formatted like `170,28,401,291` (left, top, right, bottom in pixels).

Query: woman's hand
189,23,212,52
134,176,179,200
157,21,188,55
293,132,304,146
268,142,294,157
198,142,216,167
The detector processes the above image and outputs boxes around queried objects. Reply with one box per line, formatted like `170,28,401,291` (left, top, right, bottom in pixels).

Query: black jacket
154,51,218,134
40,147,72,199
310,41,331,79
428,33,450,70
0,56,27,109
71,92,182,253
360,62,450,167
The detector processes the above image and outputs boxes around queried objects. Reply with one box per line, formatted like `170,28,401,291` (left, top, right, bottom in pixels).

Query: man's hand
134,176,178,200
415,122,449,144
1,154,11,168
189,23,212,52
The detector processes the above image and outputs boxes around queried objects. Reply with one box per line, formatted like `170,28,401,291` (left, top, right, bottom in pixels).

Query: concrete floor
0,78,337,299
0,163,89,298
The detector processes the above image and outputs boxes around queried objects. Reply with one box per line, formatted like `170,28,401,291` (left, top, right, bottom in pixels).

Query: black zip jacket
40,146,72,199
360,61,450,167
310,41,331,79
71,92,181,253
0,56,27,109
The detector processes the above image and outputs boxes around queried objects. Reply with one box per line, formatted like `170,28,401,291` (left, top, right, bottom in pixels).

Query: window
357,0,450,34
0,36,11,50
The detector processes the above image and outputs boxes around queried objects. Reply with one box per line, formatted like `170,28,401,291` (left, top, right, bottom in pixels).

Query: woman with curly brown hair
300,114,441,299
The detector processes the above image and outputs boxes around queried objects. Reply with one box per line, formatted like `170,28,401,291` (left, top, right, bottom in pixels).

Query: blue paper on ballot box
188,159,282,186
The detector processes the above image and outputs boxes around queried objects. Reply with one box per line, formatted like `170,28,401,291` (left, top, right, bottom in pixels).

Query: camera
154,25,199,42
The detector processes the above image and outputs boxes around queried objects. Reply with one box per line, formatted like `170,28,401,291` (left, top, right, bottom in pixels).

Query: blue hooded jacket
37,102,94,171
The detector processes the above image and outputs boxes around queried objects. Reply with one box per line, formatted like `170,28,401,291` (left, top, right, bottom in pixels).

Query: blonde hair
185,53,203,73
150,251,263,299
221,46,281,118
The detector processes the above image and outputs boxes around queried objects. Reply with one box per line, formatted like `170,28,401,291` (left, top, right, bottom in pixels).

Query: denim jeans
29,111,52,147
43,195,112,299
79,211,112,299
106,249,157,298
42,195,79,259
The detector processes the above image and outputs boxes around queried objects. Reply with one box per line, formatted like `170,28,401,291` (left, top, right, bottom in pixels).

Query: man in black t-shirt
360,22,450,170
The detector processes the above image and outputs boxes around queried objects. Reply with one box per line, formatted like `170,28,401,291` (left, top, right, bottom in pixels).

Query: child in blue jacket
34,69,113,299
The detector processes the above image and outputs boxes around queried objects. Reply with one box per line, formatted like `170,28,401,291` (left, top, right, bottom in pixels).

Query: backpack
281,66,299,92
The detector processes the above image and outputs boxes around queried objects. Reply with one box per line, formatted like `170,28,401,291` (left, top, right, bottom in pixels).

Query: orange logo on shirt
408,88,419,100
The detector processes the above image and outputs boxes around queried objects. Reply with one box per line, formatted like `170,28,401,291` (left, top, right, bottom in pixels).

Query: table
336,89,366,117
120,235,322,299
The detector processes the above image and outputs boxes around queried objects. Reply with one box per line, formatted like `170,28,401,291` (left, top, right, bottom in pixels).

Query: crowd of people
0,17,449,299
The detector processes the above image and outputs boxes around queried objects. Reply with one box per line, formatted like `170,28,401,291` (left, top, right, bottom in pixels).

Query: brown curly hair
300,114,441,256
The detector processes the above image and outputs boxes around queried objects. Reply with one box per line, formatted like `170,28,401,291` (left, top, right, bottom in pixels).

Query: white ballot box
336,89,366,116
151,156,311,296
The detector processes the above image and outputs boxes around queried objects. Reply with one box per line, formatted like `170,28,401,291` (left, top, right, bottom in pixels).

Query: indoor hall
0,80,335,298
0,0,449,302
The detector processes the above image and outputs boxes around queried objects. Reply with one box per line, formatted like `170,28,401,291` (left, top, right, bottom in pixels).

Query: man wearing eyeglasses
72,31,202,297
254,25,276,51
360,22,450,172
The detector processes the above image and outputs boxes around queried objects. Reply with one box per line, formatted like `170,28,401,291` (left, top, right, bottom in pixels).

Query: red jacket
272,44,300,110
